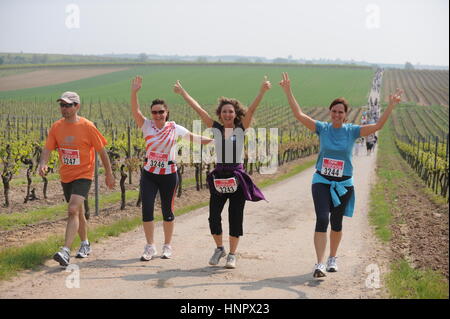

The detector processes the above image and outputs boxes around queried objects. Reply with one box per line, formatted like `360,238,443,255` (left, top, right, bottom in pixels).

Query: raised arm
279,72,316,132
130,76,146,128
182,132,213,145
173,80,214,128
241,75,272,130
360,88,403,137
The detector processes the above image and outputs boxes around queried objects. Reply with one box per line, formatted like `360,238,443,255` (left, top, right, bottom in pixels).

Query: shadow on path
82,265,324,299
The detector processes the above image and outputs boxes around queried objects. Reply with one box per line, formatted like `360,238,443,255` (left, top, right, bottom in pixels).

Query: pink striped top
142,119,189,175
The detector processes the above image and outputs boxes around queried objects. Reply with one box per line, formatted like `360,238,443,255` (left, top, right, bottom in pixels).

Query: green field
0,64,373,108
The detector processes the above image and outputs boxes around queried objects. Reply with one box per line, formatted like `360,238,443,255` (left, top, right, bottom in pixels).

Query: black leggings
209,186,246,237
311,183,354,232
140,169,178,222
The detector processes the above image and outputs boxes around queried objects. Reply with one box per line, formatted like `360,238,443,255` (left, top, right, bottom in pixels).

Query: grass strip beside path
0,190,139,231
368,127,401,242
386,260,449,299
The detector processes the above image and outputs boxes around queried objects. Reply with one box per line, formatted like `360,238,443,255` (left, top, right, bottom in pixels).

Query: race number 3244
321,158,345,177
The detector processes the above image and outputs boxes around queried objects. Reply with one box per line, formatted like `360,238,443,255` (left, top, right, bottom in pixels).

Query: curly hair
215,97,247,126
150,98,170,121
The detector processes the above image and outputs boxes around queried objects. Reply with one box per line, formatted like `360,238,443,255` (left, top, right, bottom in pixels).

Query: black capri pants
311,176,354,233
140,169,178,222
209,185,246,238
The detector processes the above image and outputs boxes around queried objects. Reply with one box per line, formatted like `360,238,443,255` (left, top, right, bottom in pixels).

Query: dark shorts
61,179,92,202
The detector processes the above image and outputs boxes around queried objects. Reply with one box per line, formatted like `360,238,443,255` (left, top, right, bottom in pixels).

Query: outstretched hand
105,173,115,190
173,80,185,95
131,76,142,93
389,88,403,106
260,75,272,93
38,164,48,177
279,72,291,92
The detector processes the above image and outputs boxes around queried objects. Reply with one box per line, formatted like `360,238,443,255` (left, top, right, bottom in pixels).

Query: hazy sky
0,0,448,66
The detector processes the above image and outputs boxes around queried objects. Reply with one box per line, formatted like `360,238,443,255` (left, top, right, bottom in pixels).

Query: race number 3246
147,151,169,168
61,148,80,165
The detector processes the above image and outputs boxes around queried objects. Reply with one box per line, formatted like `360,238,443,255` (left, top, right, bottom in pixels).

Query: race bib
321,158,345,177
61,148,80,165
147,151,169,168
214,177,238,194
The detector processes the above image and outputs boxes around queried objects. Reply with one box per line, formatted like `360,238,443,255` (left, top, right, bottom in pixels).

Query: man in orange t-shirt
38,91,115,267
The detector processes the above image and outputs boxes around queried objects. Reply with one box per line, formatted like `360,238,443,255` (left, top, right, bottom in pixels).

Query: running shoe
53,247,70,267
209,247,226,266
313,263,327,278
76,241,91,258
225,254,237,269
161,244,172,259
140,244,157,261
326,256,338,272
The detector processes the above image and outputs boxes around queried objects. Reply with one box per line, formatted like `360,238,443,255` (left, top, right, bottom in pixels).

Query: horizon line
0,51,448,69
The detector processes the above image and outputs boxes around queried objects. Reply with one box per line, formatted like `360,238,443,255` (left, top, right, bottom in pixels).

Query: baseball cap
57,91,80,104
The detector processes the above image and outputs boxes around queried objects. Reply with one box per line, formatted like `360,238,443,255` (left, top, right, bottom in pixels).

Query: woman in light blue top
280,72,402,278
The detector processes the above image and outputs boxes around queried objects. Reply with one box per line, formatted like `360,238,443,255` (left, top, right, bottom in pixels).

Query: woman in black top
174,77,271,268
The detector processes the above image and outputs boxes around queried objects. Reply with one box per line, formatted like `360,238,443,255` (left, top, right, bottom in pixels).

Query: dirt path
0,67,129,91
0,148,387,299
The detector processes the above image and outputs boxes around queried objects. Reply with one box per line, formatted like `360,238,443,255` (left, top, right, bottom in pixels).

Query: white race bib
147,151,169,168
214,177,238,194
321,158,345,177
61,148,80,165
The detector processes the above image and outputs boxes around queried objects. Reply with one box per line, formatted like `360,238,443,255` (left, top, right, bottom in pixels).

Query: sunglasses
59,102,75,108
151,110,166,115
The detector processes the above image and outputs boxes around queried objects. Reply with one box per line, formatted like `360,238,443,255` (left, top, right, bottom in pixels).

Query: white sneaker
140,244,157,261
225,254,237,269
161,244,172,259
313,263,327,278
53,247,70,267
209,247,226,265
76,241,91,258
326,256,338,272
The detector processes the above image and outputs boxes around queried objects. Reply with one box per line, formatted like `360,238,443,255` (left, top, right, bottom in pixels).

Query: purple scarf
207,163,266,202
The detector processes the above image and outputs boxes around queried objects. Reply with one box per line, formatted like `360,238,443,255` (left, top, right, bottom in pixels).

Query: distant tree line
1,53,438,70
0,53,130,65
405,62,415,70
0,54,47,65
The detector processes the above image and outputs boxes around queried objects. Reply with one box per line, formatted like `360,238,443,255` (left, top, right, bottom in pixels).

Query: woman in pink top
131,76,212,261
